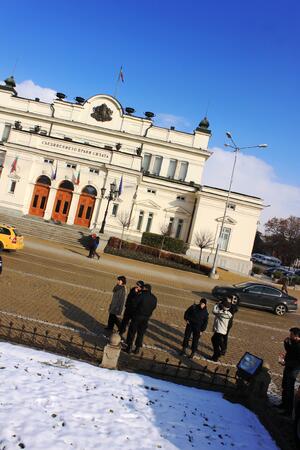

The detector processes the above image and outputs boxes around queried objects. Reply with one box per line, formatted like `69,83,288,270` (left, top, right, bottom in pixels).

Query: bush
105,237,211,275
290,275,300,286
252,266,263,274
141,232,188,254
272,270,283,280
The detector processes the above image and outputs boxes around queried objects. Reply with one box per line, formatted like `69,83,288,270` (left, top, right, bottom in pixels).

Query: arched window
59,180,74,191
82,185,97,196
36,175,51,186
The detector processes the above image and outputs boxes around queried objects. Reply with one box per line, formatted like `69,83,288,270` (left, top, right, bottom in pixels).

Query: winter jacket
284,338,300,370
124,287,141,315
212,304,232,335
184,305,209,332
109,285,127,316
133,291,157,319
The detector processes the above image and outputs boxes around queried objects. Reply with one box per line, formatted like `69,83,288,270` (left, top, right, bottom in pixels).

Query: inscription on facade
41,140,110,161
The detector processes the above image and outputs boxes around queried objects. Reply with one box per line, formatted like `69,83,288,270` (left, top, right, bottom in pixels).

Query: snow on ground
0,342,278,450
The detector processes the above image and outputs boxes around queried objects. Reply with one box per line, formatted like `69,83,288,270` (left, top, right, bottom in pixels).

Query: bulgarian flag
51,161,58,180
74,170,80,185
118,66,124,83
10,156,18,174
118,175,123,196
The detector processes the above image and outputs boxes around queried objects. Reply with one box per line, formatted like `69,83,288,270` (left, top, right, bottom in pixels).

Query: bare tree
117,211,134,248
194,231,214,266
159,224,171,258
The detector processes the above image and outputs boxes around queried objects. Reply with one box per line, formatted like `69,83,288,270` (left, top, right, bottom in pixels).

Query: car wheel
274,303,287,316
294,413,300,446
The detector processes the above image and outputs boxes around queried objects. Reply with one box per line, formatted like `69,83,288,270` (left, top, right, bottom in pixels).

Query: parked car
251,254,281,266
212,282,298,316
264,267,295,278
0,224,24,251
294,385,300,446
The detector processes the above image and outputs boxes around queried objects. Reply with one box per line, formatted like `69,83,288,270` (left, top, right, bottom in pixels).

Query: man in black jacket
277,327,300,416
181,298,209,359
119,280,144,336
126,284,157,354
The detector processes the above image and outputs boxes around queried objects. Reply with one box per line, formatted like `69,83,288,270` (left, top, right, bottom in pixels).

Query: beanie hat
136,280,145,288
222,299,231,309
200,298,207,306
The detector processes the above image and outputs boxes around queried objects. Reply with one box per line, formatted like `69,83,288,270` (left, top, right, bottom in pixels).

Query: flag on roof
73,169,80,185
51,161,58,180
10,156,18,174
118,175,123,196
118,66,124,83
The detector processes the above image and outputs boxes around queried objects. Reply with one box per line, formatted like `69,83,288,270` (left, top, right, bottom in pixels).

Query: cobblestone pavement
1,237,299,393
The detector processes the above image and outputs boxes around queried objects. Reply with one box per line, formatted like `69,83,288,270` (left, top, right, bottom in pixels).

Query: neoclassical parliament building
0,76,263,274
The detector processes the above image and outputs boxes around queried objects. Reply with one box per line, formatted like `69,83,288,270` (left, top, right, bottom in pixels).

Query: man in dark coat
106,276,127,332
222,295,238,355
126,284,157,354
277,327,300,416
181,298,209,359
119,280,144,336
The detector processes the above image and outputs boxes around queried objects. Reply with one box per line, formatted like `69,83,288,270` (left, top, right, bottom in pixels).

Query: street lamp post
99,181,119,234
209,132,267,278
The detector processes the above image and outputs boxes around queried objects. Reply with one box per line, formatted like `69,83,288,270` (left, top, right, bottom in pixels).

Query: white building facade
0,76,263,274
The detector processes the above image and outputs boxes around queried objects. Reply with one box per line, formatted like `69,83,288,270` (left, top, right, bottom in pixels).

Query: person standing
88,234,97,258
181,298,209,359
222,295,238,356
210,299,232,362
277,327,300,416
119,280,144,336
126,284,157,354
106,276,127,332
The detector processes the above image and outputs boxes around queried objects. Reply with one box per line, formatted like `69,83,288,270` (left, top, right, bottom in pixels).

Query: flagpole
113,66,123,99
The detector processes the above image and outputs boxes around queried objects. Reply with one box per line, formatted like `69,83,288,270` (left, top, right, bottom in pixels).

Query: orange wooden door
29,184,50,217
52,189,73,223
74,194,95,227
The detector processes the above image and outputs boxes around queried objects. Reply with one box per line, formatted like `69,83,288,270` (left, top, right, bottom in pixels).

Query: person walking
93,236,101,260
281,276,289,295
276,327,300,416
87,234,97,258
119,280,144,336
181,298,209,359
125,284,157,354
210,299,232,362
222,295,238,356
106,276,127,333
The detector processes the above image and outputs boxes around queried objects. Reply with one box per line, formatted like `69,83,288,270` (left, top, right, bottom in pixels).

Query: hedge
141,232,188,254
105,237,211,275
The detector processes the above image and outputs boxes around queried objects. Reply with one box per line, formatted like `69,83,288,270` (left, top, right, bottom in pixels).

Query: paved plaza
1,237,299,390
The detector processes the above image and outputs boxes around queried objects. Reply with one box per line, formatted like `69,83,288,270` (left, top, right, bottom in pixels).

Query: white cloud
156,113,190,129
16,80,56,103
202,147,300,227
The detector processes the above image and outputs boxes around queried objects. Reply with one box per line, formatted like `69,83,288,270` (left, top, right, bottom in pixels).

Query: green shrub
291,275,300,286
141,232,187,254
272,270,283,279
252,266,263,274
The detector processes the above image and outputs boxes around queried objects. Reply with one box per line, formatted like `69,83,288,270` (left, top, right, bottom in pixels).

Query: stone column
101,333,122,369
66,192,80,225
44,187,57,220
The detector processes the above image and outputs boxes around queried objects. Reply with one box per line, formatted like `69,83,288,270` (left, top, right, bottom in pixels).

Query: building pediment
164,206,191,216
215,215,237,225
135,199,161,210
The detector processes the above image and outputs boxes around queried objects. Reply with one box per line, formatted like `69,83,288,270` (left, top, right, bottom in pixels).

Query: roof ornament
91,104,113,122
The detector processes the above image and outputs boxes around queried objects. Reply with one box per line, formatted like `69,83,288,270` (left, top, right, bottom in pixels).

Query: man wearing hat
119,280,144,336
211,299,232,362
181,298,209,359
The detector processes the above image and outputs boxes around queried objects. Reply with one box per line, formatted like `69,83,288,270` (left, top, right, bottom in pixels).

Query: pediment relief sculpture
91,104,113,122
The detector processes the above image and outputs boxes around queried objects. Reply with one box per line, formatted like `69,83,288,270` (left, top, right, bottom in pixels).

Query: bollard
101,333,122,369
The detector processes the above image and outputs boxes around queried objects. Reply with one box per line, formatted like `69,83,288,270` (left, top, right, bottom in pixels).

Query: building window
219,227,231,251
137,210,144,231
178,161,188,181
112,203,119,217
175,219,184,239
44,159,54,164
142,154,151,172
167,159,177,178
9,180,16,194
228,202,236,210
168,217,174,235
147,188,156,194
176,195,185,201
2,124,11,142
89,168,99,174
145,212,153,232
66,163,77,169
152,156,163,176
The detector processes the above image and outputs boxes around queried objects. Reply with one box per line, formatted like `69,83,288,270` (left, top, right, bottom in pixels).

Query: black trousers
282,367,300,413
211,332,226,359
107,314,122,331
119,310,132,335
182,323,201,353
126,316,149,350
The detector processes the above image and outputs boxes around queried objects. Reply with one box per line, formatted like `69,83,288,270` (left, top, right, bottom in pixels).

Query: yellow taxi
0,224,24,251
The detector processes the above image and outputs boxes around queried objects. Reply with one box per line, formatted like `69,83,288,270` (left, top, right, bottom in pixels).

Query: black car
212,282,298,316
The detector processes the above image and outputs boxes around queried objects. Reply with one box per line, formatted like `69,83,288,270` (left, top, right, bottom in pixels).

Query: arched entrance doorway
52,180,74,223
74,185,97,227
29,175,51,217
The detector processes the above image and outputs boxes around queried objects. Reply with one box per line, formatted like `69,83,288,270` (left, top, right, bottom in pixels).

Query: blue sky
0,0,299,223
